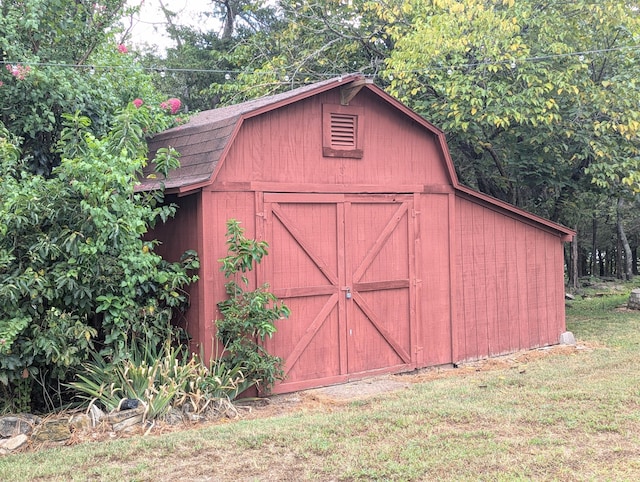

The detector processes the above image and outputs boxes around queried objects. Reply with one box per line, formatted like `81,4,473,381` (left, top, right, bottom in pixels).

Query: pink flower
132,98,144,108
6,64,31,80
166,97,181,114
0,81,3,87
117,44,128,54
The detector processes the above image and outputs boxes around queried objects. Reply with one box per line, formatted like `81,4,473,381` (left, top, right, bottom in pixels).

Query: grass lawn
2,283,640,481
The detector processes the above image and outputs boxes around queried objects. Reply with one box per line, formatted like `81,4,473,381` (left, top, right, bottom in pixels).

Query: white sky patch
124,0,219,52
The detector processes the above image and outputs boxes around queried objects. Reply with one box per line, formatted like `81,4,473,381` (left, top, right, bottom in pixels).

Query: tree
139,0,280,111
210,0,395,103
152,0,640,219
382,0,640,227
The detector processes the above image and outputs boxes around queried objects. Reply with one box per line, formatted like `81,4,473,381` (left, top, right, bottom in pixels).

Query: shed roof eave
455,184,575,240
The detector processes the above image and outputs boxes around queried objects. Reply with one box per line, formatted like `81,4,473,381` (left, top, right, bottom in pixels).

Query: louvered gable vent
323,104,364,158
330,113,357,148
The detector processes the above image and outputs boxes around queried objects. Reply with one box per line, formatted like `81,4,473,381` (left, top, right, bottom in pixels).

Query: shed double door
261,193,417,393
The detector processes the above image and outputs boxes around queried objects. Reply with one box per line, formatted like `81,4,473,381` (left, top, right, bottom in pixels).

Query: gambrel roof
139,75,367,192
139,74,573,239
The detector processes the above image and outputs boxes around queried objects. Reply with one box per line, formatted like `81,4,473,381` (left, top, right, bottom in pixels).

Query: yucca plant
69,339,248,421
69,353,123,412
174,357,247,416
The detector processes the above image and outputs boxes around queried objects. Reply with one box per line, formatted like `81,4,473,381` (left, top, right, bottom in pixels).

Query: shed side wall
148,193,202,351
453,196,566,361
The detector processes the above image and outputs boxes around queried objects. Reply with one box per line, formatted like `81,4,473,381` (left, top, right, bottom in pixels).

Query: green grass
2,282,640,481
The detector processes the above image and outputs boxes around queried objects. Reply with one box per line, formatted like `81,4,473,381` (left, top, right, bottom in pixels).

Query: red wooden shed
139,74,574,394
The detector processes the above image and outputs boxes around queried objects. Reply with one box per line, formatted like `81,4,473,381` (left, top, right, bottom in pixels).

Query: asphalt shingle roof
138,75,363,192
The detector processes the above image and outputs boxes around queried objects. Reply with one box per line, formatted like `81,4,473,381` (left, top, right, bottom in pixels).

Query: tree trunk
571,226,579,289
616,198,633,280
591,215,597,276
159,0,184,48
598,249,605,277
221,0,236,39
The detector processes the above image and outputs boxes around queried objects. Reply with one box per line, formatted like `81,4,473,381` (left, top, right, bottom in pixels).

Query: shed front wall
196,189,460,391
415,193,454,367
453,196,566,362
200,87,461,389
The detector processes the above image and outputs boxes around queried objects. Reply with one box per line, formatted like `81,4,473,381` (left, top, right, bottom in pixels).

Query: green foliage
382,0,640,222
69,340,247,420
0,0,168,174
0,104,198,412
209,0,392,104
138,0,281,111
216,219,290,394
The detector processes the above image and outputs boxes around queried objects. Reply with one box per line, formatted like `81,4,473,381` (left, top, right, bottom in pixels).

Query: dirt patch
401,343,594,384
304,376,411,401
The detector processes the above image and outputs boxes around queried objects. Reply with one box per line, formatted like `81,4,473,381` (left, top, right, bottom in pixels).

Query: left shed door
261,193,416,393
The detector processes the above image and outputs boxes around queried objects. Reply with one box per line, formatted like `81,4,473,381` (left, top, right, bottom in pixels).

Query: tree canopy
383,0,640,218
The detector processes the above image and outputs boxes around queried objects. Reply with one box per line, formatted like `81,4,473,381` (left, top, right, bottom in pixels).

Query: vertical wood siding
417,193,453,365
196,190,257,362
453,196,566,361
148,193,201,351
216,90,450,188
260,194,416,393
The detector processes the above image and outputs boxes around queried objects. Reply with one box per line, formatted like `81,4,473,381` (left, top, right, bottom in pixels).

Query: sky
125,0,219,51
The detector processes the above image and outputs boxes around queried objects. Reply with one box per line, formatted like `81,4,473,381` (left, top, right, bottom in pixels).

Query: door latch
341,286,352,299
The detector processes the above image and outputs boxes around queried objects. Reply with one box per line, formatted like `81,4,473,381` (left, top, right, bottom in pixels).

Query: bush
216,219,290,394
0,104,198,413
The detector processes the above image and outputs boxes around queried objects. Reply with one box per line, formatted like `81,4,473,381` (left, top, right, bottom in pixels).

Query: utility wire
1,44,638,79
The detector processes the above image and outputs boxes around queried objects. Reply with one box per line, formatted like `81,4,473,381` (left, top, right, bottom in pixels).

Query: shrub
216,219,290,394
0,104,198,413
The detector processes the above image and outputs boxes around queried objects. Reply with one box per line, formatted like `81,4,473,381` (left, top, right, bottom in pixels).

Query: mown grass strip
2,284,640,481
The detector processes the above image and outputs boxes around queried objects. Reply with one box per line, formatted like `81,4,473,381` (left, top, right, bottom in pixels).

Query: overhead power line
1,44,638,80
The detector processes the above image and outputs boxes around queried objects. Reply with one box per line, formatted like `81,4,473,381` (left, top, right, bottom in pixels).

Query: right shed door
262,193,416,393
